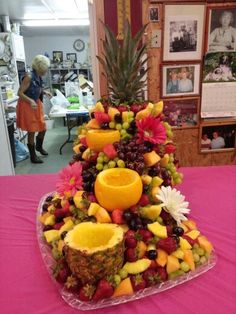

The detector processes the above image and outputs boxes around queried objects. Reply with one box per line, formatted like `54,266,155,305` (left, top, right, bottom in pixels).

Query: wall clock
73,39,85,52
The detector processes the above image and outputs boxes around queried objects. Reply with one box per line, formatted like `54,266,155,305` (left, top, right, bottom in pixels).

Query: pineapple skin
64,240,124,284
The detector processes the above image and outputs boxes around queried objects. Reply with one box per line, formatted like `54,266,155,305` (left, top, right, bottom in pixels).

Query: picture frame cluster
158,3,236,153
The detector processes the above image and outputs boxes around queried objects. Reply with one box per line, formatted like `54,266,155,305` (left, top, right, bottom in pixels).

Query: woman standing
17,55,51,163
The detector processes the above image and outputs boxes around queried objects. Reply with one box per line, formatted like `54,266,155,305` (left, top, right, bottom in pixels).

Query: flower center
144,129,153,137
69,177,75,186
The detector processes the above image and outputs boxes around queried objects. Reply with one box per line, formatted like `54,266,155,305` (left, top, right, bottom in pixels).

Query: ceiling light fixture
22,19,89,27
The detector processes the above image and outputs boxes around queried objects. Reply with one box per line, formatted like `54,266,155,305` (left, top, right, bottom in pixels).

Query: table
0,166,236,314
49,106,90,154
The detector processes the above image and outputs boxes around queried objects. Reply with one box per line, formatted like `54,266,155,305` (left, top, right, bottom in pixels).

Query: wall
24,34,89,67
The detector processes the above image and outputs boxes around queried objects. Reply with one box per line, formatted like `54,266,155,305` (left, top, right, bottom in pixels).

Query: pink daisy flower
136,116,166,144
56,162,83,197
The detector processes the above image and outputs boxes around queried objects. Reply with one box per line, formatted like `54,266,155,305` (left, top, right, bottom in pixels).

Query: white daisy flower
156,186,190,226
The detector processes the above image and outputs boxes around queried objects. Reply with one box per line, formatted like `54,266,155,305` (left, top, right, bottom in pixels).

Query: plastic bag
15,139,29,162
65,82,80,97
50,89,70,108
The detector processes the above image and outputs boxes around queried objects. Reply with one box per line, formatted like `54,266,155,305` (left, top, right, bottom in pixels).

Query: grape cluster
113,139,153,175
109,113,136,140
95,152,125,171
166,154,183,185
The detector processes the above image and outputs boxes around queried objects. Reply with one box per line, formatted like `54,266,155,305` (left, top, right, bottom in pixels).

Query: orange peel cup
95,168,143,211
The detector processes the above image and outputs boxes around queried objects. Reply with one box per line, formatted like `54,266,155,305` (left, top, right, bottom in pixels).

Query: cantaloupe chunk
143,151,161,167
198,236,213,254
112,277,134,298
166,255,180,274
108,107,120,120
182,219,197,230
156,249,168,267
95,207,112,223
86,118,100,129
91,101,105,113
137,241,147,259
183,249,195,271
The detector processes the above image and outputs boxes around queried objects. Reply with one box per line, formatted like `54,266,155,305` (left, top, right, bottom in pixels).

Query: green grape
169,154,174,163
119,269,128,279
117,159,125,168
109,121,116,129
180,261,190,272
115,123,122,130
157,216,163,224
103,164,108,170
97,156,104,164
103,155,109,163
98,152,105,157
120,129,127,136
128,111,134,118
114,274,121,286
96,163,103,171
108,160,116,168
166,130,173,138
199,256,207,264
193,243,199,249
193,253,200,263
196,247,205,256
174,177,182,184
122,122,130,130
52,247,62,260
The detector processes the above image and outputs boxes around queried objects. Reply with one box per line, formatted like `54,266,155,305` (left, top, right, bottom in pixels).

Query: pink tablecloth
0,166,236,314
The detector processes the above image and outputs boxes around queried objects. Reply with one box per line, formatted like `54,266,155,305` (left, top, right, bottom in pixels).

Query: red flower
136,116,166,144
56,162,83,197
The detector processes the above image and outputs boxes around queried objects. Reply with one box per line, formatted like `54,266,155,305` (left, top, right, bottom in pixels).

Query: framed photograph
163,4,205,61
207,6,236,52
203,51,236,83
163,97,199,128
199,122,236,153
149,7,159,22
66,53,77,63
161,63,201,98
52,51,63,63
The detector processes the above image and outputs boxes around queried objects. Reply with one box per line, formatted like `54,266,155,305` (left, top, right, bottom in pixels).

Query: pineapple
64,222,124,284
97,20,148,103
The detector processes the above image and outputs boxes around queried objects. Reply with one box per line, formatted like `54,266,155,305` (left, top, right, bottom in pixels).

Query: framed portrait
161,63,201,98
66,53,77,63
52,51,63,64
199,121,236,153
149,7,159,23
207,6,236,52
163,97,199,129
163,4,205,61
203,51,236,83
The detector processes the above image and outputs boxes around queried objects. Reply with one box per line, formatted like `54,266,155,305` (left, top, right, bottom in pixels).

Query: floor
15,125,76,174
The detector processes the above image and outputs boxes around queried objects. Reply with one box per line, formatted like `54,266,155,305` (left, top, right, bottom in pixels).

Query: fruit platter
37,21,216,310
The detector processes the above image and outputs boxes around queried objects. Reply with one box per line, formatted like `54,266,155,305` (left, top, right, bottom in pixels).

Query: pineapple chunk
87,202,100,216
73,190,84,208
39,211,51,224
160,154,170,167
91,101,105,113
143,151,161,167
140,205,162,220
59,219,74,235
82,148,91,160
141,174,152,185
123,259,151,274
152,101,163,117
171,249,184,260
151,176,164,187
147,221,167,238
179,237,192,250
44,214,55,226
186,230,200,240
58,239,65,253
44,230,60,243
108,107,120,120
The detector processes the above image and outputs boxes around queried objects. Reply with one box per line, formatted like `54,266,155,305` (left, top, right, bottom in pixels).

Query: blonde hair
32,55,50,73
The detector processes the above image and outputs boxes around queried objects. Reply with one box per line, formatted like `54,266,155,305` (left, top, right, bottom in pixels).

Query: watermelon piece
94,112,111,125
111,209,125,224
103,144,117,159
80,137,87,146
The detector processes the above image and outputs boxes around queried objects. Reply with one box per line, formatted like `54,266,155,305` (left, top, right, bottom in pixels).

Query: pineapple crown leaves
97,20,149,103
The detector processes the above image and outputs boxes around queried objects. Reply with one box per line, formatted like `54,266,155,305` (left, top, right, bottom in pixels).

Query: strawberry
129,205,139,214
130,274,146,291
125,248,138,262
65,275,81,293
94,112,111,124
111,209,125,224
53,221,65,230
156,237,177,255
137,229,153,242
117,105,127,113
182,234,197,246
92,279,114,301
125,230,136,239
156,266,167,281
165,143,176,154
86,193,97,203
54,208,66,220
80,137,87,146
103,144,118,159
142,269,159,287
148,260,158,271
125,237,137,248
138,194,150,206
78,284,96,301
130,104,141,114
